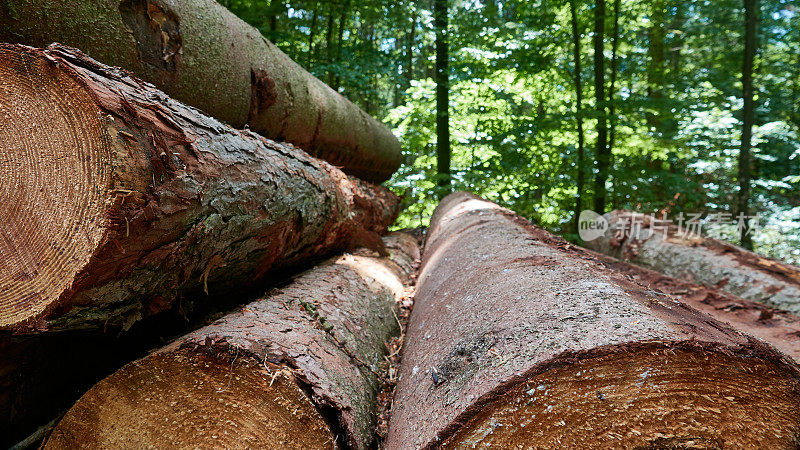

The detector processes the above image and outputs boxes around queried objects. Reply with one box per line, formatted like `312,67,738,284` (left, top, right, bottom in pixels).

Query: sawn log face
0,44,399,333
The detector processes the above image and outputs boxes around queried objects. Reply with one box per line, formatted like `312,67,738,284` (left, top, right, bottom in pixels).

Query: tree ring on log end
0,48,112,328
44,350,335,449
442,347,800,449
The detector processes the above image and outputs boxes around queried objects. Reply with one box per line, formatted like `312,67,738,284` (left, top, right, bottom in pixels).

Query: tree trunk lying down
45,232,420,450
585,210,800,315
0,44,398,334
386,192,800,449
0,0,401,182
595,253,800,362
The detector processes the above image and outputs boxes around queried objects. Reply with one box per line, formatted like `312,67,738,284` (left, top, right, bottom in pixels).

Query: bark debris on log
0,0,401,182
585,210,800,315
595,253,800,362
386,192,800,449
45,232,420,450
0,44,398,333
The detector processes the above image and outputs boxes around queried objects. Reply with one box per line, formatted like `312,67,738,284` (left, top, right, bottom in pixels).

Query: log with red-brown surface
585,210,800,315
595,253,800,362
0,44,398,333
0,0,401,182
386,192,800,449
44,232,420,450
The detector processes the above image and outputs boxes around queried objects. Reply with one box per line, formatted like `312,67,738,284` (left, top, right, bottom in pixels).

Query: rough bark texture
0,44,399,333
594,252,800,362
386,192,800,449
45,232,420,450
585,210,800,315
0,0,401,182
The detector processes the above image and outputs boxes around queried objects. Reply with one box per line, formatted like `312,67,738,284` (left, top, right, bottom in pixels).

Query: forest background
220,0,800,263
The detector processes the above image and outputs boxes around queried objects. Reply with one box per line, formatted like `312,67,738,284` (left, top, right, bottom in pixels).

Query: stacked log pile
585,210,800,315
2,2,800,447
386,193,800,448
0,44,398,334
45,232,420,450
0,40,401,446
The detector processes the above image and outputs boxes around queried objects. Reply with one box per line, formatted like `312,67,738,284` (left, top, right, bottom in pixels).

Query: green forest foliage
220,0,800,263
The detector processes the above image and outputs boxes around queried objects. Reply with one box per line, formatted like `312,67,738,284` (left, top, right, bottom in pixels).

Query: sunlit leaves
224,0,800,261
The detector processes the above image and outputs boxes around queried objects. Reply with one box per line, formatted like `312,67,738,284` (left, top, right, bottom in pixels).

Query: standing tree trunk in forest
739,0,759,250
0,0,402,183
434,0,451,196
793,52,800,128
308,5,319,65
592,0,610,213
403,11,418,98
325,4,335,86
385,193,800,448
268,0,281,33
570,0,586,233
0,44,398,333
392,38,403,108
45,233,420,450
607,0,620,153
646,0,666,132
669,2,686,83
362,20,379,116
331,0,350,92
663,0,685,150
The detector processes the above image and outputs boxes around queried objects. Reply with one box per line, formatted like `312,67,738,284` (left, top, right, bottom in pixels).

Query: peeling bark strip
45,233,420,450
386,192,800,449
0,0,401,182
0,44,399,333
595,253,800,362
585,210,800,315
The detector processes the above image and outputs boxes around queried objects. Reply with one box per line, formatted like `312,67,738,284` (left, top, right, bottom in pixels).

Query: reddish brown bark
594,253,800,362
585,210,800,315
0,0,401,182
44,233,420,450
0,44,398,333
386,193,800,449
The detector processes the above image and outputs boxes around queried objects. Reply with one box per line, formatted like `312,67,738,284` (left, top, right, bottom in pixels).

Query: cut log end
44,232,421,449
443,346,800,449
0,44,400,334
0,48,112,328
45,349,335,449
